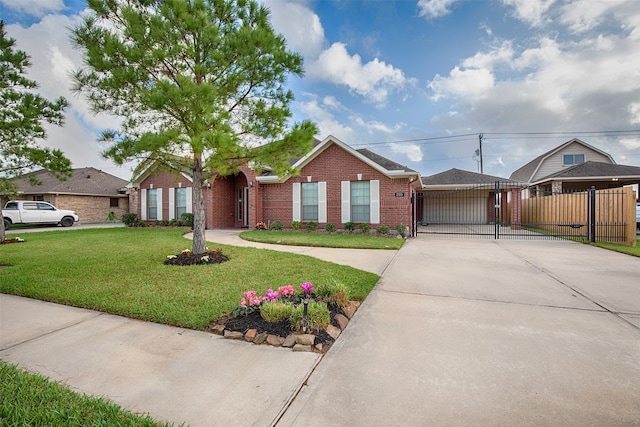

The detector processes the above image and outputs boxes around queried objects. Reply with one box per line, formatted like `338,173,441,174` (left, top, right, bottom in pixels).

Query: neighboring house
5,167,130,222
508,138,640,194
418,168,518,226
130,135,422,232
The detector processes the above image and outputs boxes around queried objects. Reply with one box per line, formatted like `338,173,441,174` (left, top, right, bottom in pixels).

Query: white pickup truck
2,200,79,229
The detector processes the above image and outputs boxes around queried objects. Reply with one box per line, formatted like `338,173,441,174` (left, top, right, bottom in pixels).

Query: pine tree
72,0,317,255
0,21,70,241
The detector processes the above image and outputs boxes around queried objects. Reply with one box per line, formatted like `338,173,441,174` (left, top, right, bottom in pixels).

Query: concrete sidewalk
278,238,640,426
0,294,321,426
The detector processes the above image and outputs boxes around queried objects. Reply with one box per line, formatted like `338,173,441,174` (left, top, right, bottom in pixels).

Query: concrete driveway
278,237,640,426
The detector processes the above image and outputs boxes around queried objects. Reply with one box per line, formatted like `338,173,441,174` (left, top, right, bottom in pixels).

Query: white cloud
0,0,64,18
558,0,627,33
620,137,640,150
390,143,423,162
462,40,514,70
629,103,640,125
428,66,495,101
298,94,356,142
417,0,461,19
267,0,325,59
501,0,556,27
307,42,413,106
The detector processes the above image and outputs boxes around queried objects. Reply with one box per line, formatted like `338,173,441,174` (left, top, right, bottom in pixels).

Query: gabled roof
130,156,193,187
257,135,418,183
533,161,640,184
422,168,516,189
509,138,615,183
12,167,129,197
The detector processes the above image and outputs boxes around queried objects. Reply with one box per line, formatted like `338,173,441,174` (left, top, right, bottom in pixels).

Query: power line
350,129,640,148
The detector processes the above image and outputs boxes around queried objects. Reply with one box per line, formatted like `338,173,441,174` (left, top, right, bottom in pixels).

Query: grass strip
240,230,404,249
0,228,379,330
0,362,176,427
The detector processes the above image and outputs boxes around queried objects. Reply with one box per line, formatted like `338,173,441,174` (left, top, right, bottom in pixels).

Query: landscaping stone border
211,301,361,353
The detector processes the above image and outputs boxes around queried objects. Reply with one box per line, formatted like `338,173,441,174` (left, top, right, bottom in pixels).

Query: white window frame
293,182,326,222
341,180,379,224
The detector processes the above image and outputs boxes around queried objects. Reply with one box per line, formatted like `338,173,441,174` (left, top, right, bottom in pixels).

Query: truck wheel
61,217,74,227
3,218,10,230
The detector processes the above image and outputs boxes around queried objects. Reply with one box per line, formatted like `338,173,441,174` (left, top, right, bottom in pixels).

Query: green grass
0,228,379,330
0,362,176,426
240,230,405,250
593,241,640,257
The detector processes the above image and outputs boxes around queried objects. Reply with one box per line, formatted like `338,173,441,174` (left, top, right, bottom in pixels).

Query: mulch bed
1,238,24,244
164,250,229,266
209,303,347,348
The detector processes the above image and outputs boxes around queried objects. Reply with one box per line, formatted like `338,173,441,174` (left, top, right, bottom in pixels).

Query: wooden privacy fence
520,186,636,245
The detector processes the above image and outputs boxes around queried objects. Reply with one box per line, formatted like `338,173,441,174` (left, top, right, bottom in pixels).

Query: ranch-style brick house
129,135,423,233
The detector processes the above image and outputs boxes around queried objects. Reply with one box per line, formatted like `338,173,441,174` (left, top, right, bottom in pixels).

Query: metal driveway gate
412,182,635,244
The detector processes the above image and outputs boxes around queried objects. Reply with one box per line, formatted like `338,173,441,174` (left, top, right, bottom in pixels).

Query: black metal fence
413,182,636,244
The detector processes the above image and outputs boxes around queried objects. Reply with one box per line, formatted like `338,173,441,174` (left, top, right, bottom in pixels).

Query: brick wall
139,170,192,221
138,167,259,229
260,143,413,229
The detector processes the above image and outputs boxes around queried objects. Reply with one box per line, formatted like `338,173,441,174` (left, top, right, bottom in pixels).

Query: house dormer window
563,154,585,166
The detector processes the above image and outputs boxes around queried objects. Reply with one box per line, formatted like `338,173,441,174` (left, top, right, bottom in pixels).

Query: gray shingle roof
535,161,640,181
356,148,417,173
14,167,129,196
422,168,515,186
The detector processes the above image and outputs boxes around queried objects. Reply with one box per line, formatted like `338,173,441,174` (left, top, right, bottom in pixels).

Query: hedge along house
129,135,422,233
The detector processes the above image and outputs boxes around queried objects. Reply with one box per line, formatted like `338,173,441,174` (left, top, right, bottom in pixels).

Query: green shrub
154,220,170,226
122,213,139,227
396,223,408,237
344,221,355,232
325,223,336,233
270,220,283,231
106,211,116,222
290,301,330,332
306,221,318,231
180,213,194,228
291,221,301,230
377,225,390,235
315,280,350,308
260,301,294,323
359,223,371,233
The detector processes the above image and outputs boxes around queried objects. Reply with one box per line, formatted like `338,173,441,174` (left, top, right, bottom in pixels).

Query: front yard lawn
240,230,405,249
0,228,379,330
0,362,176,426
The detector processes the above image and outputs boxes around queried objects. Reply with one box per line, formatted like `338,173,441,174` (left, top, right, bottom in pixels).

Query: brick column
510,188,522,230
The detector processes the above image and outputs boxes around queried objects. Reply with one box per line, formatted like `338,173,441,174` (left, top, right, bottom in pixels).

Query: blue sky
2,0,640,180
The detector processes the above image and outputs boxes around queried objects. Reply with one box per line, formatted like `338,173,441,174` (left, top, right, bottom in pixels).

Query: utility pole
478,133,484,174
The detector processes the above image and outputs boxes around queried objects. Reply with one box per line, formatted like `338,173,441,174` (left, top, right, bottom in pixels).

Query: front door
238,187,249,227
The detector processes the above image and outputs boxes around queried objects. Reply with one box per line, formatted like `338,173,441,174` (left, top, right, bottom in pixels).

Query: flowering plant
300,282,313,299
232,282,316,316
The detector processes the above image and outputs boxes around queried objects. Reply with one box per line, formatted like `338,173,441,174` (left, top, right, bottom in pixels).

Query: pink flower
300,282,313,298
242,290,262,307
278,285,296,298
264,289,279,301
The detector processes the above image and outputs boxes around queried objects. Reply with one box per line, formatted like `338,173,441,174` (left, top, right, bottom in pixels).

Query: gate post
588,186,596,243
511,187,522,230
494,181,500,239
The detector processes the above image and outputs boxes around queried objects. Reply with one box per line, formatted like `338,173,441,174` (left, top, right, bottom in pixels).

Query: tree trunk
191,154,207,255
0,215,5,243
